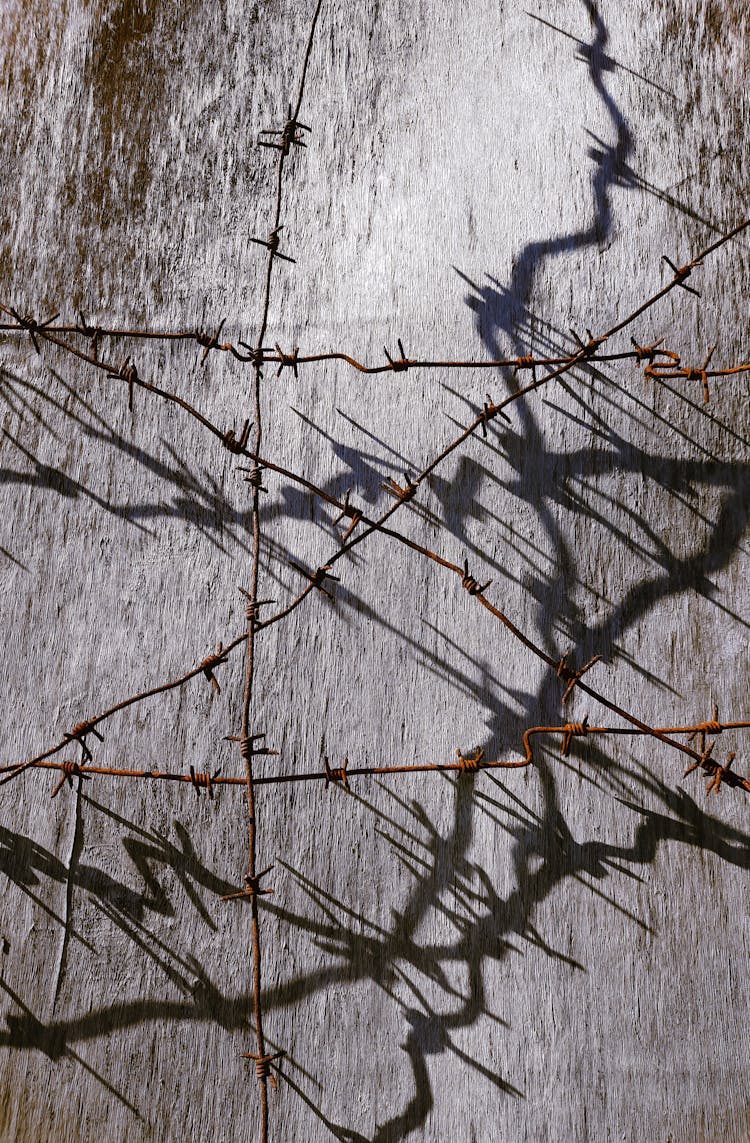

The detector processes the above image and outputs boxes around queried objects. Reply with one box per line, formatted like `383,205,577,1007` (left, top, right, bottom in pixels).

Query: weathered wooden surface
1,1,749,1140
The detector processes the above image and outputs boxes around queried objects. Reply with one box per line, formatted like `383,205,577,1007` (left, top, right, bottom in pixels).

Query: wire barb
560,717,589,757
289,561,339,599
324,755,349,789
117,357,139,412
237,590,276,626
199,645,229,693
384,338,410,372
223,419,252,454
258,103,311,155
274,342,300,378
687,704,722,754
62,721,104,763
50,759,91,798
222,865,275,901
382,472,418,503
331,490,363,543
461,558,492,597
4,305,60,353
189,766,222,799
556,652,601,705
662,253,702,297
196,318,227,365
240,1049,284,1089
456,747,485,774
250,226,296,264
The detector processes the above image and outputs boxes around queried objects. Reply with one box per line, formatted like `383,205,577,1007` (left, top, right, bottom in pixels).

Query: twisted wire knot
223,866,274,902
514,355,535,374
324,755,349,789
76,311,100,357
630,337,677,366
461,559,491,597
241,1049,284,1088
222,418,251,454
706,752,735,795
251,227,295,264
456,747,485,774
8,306,59,353
226,732,278,761
274,342,300,377
117,357,139,411
63,720,103,762
556,652,600,705
289,561,339,598
662,253,702,297
571,327,607,359
687,705,722,753
199,645,228,693
258,103,311,155
243,464,266,492
332,491,364,544
189,766,222,799
384,338,409,372
50,759,90,798
382,473,418,503
560,717,589,757
196,318,226,365
237,590,275,627
236,342,268,372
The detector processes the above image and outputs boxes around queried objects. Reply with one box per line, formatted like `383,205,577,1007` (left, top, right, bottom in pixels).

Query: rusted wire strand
232,4,324,1140
8,719,748,795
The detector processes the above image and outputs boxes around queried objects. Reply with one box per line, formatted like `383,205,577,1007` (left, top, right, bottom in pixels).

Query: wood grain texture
1,1,749,1140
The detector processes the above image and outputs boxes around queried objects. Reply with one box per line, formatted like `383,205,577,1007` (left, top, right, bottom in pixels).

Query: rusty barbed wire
5,717,748,797
1,15,749,1136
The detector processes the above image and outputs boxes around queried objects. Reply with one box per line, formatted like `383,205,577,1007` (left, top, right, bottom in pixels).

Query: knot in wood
456,747,484,774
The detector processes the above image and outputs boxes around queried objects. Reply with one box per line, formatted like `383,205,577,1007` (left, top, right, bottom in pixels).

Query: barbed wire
2,3,750,1140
